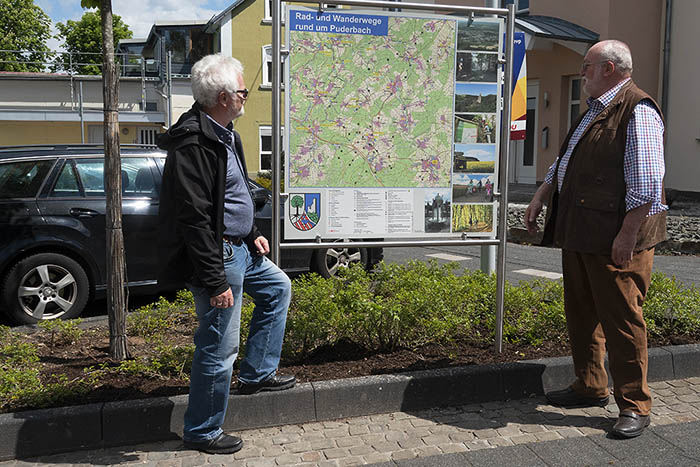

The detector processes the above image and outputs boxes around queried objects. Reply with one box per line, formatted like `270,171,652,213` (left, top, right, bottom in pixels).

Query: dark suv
0,145,382,325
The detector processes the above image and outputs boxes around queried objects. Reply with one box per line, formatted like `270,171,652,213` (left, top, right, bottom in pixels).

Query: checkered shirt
544,78,667,215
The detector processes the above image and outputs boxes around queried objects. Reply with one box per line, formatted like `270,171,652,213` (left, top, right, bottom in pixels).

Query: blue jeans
183,241,291,442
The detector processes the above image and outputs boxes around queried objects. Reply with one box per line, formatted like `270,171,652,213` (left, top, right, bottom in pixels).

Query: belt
223,235,243,246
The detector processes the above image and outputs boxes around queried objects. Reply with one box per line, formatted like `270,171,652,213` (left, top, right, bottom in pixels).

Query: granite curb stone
2,343,700,461
0,403,103,460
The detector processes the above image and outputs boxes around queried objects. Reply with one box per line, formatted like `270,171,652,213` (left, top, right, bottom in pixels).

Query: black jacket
156,103,261,297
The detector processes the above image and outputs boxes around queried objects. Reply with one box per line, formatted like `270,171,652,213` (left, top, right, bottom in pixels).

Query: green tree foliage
54,10,132,75
0,0,52,72
291,195,304,216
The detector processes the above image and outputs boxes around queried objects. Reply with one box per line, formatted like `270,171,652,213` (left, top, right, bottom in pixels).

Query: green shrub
362,261,464,351
128,289,195,340
645,272,700,338
0,326,90,410
254,172,284,192
88,342,196,380
153,344,196,378
38,318,84,346
4,266,700,412
0,328,42,408
502,279,566,346
284,273,344,358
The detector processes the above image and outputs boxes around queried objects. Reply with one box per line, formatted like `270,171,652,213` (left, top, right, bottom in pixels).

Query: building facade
0,73,164,145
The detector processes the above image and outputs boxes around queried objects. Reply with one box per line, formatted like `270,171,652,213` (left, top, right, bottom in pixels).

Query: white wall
665,1,700,192
0,77,157,113
170,79,195,124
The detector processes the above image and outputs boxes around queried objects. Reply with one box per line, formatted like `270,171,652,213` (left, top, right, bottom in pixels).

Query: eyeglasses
581,60,609,72
234,88,249,99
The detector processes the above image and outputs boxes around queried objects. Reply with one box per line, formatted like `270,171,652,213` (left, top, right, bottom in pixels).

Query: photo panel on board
451,173,495,203
454,114,497,144
455,82,498,113
456,52,499,83
457,19,500,52
453,143,496,174
423,188,451,233
451,203,494,234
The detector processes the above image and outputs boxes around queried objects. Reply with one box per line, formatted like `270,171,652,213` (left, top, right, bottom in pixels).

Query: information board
284,7,503,239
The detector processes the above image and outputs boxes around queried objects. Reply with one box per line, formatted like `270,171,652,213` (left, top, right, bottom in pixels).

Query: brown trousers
562,248,654,415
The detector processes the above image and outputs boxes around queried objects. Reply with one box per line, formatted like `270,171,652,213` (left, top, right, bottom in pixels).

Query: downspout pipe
661,0,672,116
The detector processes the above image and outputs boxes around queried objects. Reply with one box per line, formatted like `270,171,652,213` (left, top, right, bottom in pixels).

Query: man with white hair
524,40,666,438
157,54,295,454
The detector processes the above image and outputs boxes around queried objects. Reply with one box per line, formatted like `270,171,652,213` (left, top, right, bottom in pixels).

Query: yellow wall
230,0,275,174
230,0,316,174
0,121,162,146
0,122,84,145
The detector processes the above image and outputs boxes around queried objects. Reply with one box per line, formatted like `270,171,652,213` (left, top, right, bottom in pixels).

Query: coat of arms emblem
289,193,320,231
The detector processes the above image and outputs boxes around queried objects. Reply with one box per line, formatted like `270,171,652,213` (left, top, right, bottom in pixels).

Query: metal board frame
271,0,515,352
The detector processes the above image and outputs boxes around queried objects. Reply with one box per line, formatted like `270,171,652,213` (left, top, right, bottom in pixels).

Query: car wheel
1,253,89,325
311,240,368,278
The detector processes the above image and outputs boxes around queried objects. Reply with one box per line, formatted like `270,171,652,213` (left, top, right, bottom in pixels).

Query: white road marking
513,268,563,280
425,253,472,262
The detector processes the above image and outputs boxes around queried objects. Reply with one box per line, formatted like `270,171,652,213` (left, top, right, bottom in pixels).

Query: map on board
287,10,456,188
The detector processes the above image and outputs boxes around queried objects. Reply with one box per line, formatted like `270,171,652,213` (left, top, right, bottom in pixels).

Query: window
74,160,104,197
568,77,581,130
72,158,156,198
261,45,284,88
138,128,159,145
259,126,284,171
0,160,54,199
50,161,81,198
123,158,157,197
262,46,272,87
164,29,187,63
263,0,286,22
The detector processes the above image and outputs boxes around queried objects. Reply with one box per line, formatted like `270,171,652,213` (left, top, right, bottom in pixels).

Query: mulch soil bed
8,324,695,414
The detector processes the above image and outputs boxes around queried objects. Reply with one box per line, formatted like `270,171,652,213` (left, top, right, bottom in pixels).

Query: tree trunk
101,0,129,360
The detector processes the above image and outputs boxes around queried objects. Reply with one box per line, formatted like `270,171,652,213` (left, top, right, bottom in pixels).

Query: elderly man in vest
524,40,666,439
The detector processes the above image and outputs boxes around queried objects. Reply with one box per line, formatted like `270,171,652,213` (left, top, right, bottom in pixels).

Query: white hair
191,54,244,107
597,40,633,75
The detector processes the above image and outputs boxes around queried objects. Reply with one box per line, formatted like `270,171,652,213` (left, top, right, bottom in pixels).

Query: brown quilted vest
541,80,667,255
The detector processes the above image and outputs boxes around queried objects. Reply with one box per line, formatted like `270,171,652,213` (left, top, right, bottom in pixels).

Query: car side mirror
252,189,269,210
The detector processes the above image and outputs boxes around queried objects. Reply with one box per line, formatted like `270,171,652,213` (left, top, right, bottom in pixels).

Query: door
509,81,538,184
37,156,160,289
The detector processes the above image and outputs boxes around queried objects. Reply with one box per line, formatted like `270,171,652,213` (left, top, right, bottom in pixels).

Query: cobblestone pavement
3,377,700,467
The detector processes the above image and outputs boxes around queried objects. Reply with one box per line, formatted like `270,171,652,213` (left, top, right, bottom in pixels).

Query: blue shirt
544,78,667,215
205,114,254,238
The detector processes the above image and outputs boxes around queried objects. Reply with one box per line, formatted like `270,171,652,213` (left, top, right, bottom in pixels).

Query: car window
74,160,104,197
50,161,81,198
0,160,54,199
123,158,157,198
72,157,157,198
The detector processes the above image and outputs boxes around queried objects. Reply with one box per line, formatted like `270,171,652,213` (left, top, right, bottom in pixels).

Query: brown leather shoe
611,410,650,438
545,386,609,408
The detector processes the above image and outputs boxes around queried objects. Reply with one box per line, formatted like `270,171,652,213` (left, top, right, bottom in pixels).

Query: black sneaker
546,386,609,408
183,433,243,454
237,373,296,395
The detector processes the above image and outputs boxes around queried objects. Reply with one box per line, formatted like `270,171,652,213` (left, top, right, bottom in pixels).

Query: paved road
382,242,700,287
3,377,700,466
